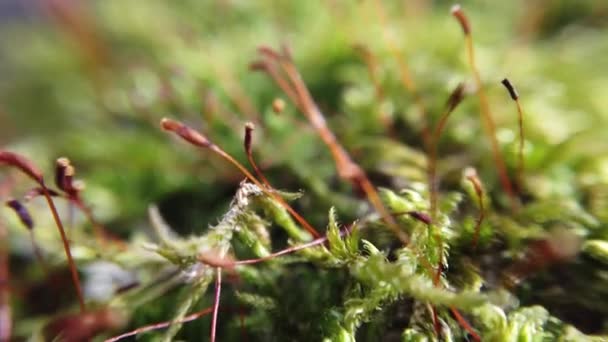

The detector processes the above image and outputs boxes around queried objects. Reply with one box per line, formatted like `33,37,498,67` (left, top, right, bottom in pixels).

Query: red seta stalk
243,122,273,188
0,209,11,342
428,83,466,219
252,46,409,244
27,158,127,249
450,307,481,341
40,185,86,312
426,84,466,325
501,78,526,191
198,234,331,268
105,307,213,342
211,268,222,342
451,5,518,209
0,177,13,342
0,151,85,312
161,118,321,239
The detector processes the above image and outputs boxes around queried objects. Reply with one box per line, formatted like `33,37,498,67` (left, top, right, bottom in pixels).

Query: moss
1,1,607,341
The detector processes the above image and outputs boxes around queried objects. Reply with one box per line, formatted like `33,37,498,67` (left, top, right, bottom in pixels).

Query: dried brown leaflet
451,5,518,209
161,118,321,239
0,151,85,312
251,46,409,244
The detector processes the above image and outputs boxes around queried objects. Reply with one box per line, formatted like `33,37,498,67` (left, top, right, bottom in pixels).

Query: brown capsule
0,150,44,183
244,122,255,156
63,164,74,190
249,60,268,71
464,168,484,199
62,165,81,197
445,83,466,113
6,198,34,230
408,211,432,225
3,153,87,312
392,211,432,225
451,5,471,35
55,157,71,191
272,98,285,114
501,78,519,100
161,118,211,148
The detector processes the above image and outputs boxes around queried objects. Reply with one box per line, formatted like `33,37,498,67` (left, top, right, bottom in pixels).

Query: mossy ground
1,1,607,341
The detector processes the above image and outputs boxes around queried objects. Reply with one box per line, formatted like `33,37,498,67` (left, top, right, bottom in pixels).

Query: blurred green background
0,0,608,223
2,0,608,226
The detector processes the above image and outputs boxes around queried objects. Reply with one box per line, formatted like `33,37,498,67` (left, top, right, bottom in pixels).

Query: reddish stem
104,307,213,342
428,83,466,219
451,5,518,209
0,215,11,342
501,78,525,190
213,146,321,239
41,185,86,312
162,118,321,239
431,305,442,338
0,151,85,312
198,234,332,268
211,268,222,342
243,123,273,189
426,84,466,304
450,307,481,341
253,48,408,244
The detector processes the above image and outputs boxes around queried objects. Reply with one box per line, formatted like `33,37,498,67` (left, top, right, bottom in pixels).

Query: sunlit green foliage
1,1,607,341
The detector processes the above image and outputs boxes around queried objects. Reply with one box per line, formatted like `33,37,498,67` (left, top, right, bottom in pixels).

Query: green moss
1,1,607,341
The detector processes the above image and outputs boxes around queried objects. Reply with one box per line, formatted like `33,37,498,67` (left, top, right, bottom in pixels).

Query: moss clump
1,1,608,341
